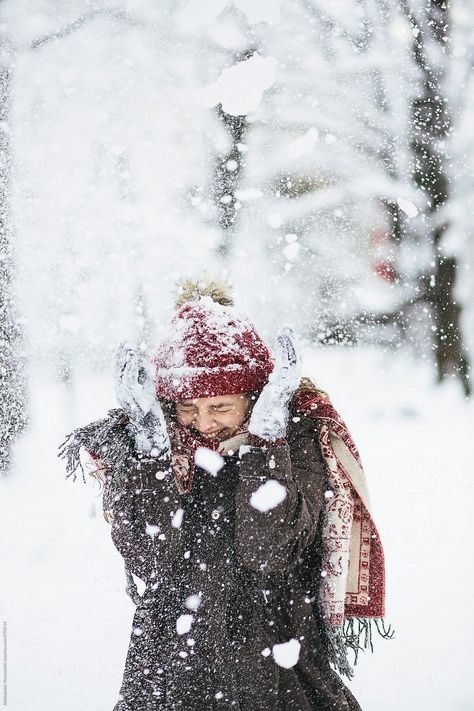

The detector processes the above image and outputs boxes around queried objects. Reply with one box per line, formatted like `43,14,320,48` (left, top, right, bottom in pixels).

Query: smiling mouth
198,429,227,440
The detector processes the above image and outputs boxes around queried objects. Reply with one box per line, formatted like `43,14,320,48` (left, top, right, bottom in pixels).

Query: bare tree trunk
402,0,471,395
213,107,247,259
0,59,27,474
211,49,256,260
429,253,471,393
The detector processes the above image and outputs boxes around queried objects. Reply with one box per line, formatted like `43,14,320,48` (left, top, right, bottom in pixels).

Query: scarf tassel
58,408,134,484
324,617,395,679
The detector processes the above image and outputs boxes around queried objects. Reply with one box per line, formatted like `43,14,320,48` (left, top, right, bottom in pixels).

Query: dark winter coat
105,414,362,711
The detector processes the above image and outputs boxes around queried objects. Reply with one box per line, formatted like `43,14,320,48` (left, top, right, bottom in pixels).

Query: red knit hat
151,286,273,401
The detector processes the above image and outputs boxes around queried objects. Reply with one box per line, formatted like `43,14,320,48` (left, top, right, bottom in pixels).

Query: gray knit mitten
249,327,301,442
115,343,170,458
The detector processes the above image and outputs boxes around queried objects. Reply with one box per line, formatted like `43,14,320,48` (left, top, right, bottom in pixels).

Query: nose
194,412,217,434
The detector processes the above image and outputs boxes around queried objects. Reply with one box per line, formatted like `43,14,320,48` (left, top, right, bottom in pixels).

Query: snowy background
1,1,473,709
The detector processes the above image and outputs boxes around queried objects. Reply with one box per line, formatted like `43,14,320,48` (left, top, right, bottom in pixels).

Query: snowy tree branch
30,8,139,50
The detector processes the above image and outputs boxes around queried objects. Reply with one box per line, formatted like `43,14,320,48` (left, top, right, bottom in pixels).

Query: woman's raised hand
115,343,170,458
248,327,302,442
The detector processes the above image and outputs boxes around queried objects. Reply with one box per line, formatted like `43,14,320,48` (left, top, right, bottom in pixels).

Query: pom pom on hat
174,278,234,309
152,279,273,401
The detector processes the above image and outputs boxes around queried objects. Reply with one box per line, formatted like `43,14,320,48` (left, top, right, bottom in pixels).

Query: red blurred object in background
370,228,399,283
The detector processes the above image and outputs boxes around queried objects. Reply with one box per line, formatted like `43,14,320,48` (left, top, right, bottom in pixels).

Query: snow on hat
152,280,274,401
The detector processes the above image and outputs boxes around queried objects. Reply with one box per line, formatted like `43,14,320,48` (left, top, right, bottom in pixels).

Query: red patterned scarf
293,391,386,625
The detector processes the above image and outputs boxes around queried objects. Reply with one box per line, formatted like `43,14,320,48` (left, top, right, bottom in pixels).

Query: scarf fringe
58,409,133,483
324,617,395,679
324,625,355,680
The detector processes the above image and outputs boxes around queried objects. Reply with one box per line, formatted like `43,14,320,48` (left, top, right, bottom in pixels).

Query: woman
60,281,389,711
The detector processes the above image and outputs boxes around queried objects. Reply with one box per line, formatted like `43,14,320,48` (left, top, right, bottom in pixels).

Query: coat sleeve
103,458,185,586
235,417,327,574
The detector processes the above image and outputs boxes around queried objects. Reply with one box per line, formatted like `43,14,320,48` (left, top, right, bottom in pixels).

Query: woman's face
175,393,251,441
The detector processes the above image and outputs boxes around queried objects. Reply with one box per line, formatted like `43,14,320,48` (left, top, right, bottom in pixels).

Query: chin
201,431,226,440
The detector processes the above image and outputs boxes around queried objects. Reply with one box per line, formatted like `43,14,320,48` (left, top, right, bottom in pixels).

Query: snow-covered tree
0,23,27,474
4,0,221,377
1,0,472,415
397,0,471,395
449,0,474,379
189,1,417,336
189,0,471,394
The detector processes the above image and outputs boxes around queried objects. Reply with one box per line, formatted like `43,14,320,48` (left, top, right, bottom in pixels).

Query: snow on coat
105,413,362,711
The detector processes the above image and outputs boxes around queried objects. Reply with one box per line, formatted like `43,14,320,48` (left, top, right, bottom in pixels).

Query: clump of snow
439,225,467,258
272,639,301,669
283,242,300,261
145,523,160,539
287,127,319,159
185,594,202,611
250,479,287,512
200,53,278,116
195,447,224,476
171,508,184,529
397,197,418,218
176,614,193,635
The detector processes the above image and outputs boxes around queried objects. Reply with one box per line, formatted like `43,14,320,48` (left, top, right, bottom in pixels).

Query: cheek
218,413,234,427
220,409,246,429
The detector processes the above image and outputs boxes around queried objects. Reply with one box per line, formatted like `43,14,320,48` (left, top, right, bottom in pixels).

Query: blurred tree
213,105,248,259
449,0,474,368
198,33,255,257
6,0,220,388
225,0,419,337
400,0,471,395
22,8,142,434
0,7,141,468
0,28,27,474
200,0,470,395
